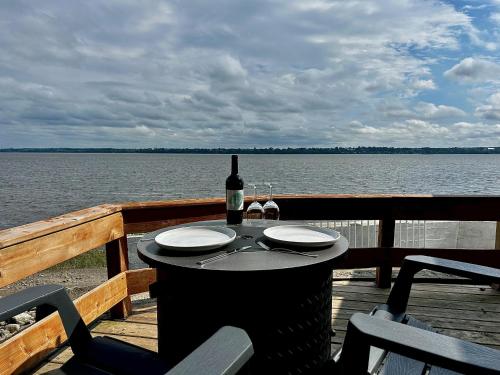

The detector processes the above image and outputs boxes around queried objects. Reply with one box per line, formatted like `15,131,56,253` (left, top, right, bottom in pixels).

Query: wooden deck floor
32,280,500,374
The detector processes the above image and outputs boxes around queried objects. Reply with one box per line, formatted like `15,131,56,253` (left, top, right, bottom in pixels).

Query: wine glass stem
253,185,257,202
269,185,273,201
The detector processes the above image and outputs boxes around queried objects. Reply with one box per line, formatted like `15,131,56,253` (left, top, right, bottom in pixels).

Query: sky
1,0,500,148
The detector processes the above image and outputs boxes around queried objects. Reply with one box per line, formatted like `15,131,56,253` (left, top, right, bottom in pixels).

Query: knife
197,245,253,265
256,241,318,258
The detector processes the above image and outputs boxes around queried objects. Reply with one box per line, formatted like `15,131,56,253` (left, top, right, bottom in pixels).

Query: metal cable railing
311,219,497,249
310,220,381,248
311,220,427,248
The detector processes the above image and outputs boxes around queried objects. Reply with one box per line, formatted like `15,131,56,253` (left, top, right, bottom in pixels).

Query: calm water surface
1,153,499,229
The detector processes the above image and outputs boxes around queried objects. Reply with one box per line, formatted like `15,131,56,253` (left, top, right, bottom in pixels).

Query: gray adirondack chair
332,256,500,375
0,285,253,375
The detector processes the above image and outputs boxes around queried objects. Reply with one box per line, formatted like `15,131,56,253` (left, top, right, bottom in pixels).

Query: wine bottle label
226,189,244,210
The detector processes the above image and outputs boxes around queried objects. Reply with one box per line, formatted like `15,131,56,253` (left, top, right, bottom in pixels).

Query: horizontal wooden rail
338,247,500,269
2,195,500,289
120,195,500,287
120,195,500,233
274,194,500,221
0,204,121,248
0,211,124,288
2,195,497,283
121,198,227,233
126,268,156,295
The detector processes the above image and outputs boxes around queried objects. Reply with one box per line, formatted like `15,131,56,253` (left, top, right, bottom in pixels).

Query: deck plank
30,280,500,374
333,290,500,312
332,282,500,302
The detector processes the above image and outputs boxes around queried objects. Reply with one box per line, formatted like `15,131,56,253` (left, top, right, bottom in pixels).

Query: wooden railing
121,194,500,288
1,195,500,374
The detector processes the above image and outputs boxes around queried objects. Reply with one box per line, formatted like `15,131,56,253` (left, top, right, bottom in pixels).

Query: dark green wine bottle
226,155,244,224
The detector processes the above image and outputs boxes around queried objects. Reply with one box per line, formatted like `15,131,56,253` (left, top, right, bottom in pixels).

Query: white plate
154,226,236,252
263,225,340,248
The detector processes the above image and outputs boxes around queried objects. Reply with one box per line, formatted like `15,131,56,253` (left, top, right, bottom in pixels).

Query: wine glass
263,183,280,220
246,184,264,220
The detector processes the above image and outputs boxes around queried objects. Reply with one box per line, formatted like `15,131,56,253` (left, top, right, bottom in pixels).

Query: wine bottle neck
231,155,238,175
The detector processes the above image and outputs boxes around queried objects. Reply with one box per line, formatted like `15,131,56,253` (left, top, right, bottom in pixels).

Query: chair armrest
387,255,500,313
403,256,500,283
0,285,92,353
166,326,253,375
341,313,500,375
0,285,66,321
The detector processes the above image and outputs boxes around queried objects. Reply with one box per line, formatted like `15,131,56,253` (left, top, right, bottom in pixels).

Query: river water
1,153,500,229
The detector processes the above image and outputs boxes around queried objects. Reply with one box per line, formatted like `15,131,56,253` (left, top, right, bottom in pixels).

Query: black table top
137,220,349,273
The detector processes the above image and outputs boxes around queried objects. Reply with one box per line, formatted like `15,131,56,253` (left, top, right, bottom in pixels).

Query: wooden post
106,236,132,318
496,221,500,254
376,218,395,288
493,221,500,290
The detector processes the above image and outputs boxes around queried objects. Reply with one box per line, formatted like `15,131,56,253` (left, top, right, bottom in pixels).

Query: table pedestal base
155,267,333,374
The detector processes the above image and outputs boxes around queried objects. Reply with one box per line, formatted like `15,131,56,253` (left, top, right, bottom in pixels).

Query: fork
256,241,318,258
197,245,253,265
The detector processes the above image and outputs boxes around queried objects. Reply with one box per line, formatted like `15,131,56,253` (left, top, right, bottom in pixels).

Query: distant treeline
1,147,499,154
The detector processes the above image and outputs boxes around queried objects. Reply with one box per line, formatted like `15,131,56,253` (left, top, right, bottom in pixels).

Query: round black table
137,220,348,374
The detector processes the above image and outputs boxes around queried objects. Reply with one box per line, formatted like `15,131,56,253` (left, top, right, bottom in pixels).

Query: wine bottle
226,155,244,224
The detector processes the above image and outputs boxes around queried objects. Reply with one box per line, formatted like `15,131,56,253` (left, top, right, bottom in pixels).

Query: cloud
208,55,248,92
414,102,466,119
0,1,492,148
378,101,465,121
349,119,450,144
452,121,500,143
343,119,500,146
475,93,500,120
444,57,500,82
411,79,436,90
491,13,500,25
463,4,490,10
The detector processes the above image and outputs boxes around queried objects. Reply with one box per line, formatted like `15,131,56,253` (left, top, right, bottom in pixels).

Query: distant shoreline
1,147,499,154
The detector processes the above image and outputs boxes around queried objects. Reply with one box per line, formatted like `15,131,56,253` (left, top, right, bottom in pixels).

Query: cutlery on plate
197,245,253,265
256,241,318,258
